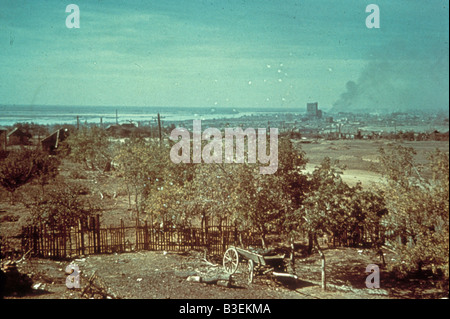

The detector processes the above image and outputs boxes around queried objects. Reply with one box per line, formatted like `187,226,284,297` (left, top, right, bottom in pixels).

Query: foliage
378,145,449,279
29,181,101,230
285,156,387,252
13,122,49,138
233,138,308,240
158,138,309,240
0,149,59,203
32,150,60,194
142,137,307,238
114,137,194,221
289,158,357,238
65,126,112,170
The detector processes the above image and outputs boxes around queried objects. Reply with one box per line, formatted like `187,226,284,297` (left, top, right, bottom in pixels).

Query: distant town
1,103,449,153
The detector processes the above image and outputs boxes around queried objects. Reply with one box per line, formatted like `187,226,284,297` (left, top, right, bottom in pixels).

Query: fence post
63,225,67,258
120,219,125,252
144,220,149,250
32,226,38,256
204,216,209,248
91,216,95,254
79,220,85,256
43,226,47,257
135,218,139,251
51,228,55,258
89,216,94,254
95,215,101,254
38,225,42,256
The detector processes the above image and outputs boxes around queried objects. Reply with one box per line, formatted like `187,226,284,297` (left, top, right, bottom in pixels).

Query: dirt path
4,247,447,299
2,248,413,300
302,163,384,188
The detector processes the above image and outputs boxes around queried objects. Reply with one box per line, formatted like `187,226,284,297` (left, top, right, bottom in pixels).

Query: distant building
121,123,136,129
307,102,318,116
106,123,136,137
317,110,323,119
306,102,322,119
7,128,32,145
41,128,69,153
0,127,7,150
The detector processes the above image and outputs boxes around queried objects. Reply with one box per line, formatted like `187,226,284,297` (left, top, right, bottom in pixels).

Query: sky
0,0,448,111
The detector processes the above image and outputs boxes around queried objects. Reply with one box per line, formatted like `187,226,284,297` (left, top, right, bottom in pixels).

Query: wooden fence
20,215,261,259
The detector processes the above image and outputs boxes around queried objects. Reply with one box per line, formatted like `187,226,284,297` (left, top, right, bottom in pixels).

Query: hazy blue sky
0,0,448,111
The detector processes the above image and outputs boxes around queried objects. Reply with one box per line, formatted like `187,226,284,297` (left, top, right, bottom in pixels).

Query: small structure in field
0,127,7,150
106,123,136,137
7,128,32,145
41,128,69,153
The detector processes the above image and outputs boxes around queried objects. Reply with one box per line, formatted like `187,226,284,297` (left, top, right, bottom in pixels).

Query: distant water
0,105,296,127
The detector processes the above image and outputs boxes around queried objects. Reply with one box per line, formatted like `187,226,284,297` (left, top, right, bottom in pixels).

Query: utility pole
157,113,162,147
149,120,153,138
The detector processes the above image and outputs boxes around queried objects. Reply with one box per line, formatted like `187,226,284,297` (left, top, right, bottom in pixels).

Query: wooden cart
223,245,286,284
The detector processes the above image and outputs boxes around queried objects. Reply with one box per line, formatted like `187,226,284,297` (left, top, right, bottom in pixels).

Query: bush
378,146,449,280
0,149,59,203
29,182,100,230
69,170,87,180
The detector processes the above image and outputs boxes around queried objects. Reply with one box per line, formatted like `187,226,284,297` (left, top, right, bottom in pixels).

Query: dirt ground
3,246,446,299
298,139,449,187
1,139,449,299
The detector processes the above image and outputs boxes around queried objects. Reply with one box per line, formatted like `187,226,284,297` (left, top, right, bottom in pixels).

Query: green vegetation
0,125,447,286
29,181,100,230
64,126,112,171
378,145,449,279
0,149,59,203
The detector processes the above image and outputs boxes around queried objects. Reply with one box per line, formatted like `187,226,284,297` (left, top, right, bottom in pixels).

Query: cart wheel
248,259,254,284
223,247,239,274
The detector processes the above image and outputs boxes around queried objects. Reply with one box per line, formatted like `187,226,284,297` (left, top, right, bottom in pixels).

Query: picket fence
20,215,261,259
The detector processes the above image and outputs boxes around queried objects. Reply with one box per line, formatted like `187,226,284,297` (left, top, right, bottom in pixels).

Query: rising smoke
332,43,449,115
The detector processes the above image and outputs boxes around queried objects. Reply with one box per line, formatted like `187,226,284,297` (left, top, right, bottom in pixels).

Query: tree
115,137,194,222
0,149,59,203
29,181,100,230
356,189,387,263
173,137,308,246
232,138,308,247
284,157,367,290
144,137,308,241
65,126,112,171
377,145,449,279
32,151,60,195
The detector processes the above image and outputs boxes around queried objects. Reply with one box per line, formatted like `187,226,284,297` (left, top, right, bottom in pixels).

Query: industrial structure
306,102,322,119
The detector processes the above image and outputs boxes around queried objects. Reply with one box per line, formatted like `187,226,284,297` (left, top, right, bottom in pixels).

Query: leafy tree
0,149,59,203
115,137,193,222
227,138,308,246
355,189,387,262
284,156,385,290
290,158,354,247
32,151,60,195
165,138,309,246
377,145,449,279
29,181,100,230
65,126,112,171
172,163,237,227
285,156,385,253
